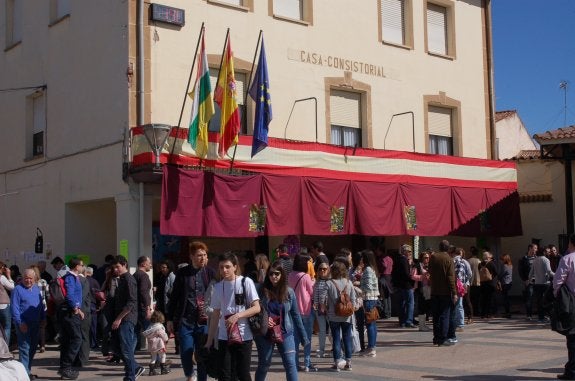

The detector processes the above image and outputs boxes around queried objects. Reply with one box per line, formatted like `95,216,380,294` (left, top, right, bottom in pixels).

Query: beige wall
501,159,567,295
150,0,490,157
496,114,537,159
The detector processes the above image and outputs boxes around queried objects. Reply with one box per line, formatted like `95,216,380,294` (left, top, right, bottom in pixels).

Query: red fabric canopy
160,166,522,238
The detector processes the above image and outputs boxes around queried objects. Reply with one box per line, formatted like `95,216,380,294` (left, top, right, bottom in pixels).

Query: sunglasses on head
269,271,281,277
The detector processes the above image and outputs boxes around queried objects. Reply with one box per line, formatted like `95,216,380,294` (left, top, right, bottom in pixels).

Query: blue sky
492,0,575,137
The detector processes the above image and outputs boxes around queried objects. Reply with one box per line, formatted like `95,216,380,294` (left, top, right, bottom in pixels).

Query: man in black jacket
112,256,145,380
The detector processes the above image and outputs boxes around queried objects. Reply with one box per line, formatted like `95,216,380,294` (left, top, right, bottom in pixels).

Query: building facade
0,0,500,269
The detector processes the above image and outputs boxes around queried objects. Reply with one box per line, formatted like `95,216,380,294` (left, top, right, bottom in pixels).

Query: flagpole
229,30,263,173
169,22,205,164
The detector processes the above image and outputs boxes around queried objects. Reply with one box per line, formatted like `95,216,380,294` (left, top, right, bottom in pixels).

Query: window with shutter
6,0,22,46
427,3,447,55
381,0,405,45
428,105,452,155
274,0,303,20
330,90,362,147
29,92,46,158
50,0,71,23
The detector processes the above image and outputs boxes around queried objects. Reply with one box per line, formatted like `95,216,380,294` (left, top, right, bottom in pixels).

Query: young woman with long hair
254,261,308,381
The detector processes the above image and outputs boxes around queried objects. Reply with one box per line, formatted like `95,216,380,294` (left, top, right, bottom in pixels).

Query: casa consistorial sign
288,48,386,78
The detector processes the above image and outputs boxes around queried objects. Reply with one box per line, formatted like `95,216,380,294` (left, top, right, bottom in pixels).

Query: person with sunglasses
254,262,308,381
313,261,331,358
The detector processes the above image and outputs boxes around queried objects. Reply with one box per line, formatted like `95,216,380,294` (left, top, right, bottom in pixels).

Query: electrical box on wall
150,4,185,27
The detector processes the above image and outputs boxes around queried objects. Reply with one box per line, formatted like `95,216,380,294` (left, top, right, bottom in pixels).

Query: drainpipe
137,0,145,260
485,0,497,160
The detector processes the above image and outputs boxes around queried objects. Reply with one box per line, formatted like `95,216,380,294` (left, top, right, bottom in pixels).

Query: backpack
49,276,67,306
331,280,354,317
479,266,492,282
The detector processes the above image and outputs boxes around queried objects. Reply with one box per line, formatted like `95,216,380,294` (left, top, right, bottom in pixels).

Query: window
428,106,452,155
380,0,412,47
426,1,455,57
330,90,362,147
6,0,22,48
271,0,312,24
50,0,70,23
29,91,46,158
209,68,248,135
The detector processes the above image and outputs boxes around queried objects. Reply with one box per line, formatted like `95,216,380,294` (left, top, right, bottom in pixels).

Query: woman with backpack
326,260,357,372
287,254,316,372
254,261,308,381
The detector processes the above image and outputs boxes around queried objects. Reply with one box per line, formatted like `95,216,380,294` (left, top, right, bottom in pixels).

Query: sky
491,0,575,137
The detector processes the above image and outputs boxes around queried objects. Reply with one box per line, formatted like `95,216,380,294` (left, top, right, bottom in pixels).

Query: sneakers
444,338,458,346
299,364,319,373
343,361,352,371
60,369,79,380
361,348,376,357
331,365,340,372
316,351,326,358
135,366,145,379
419,324,431,332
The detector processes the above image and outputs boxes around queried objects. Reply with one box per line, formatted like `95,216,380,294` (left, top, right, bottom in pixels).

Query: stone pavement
28,317,568,380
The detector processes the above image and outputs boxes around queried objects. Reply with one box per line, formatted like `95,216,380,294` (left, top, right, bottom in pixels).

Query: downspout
137,0,145,259
485,0,497,160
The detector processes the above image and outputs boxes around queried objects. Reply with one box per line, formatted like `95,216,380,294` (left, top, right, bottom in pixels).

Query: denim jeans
293,313,313,368
16,321,40,374
353,308,365,351
454,296,464,327
329,321,352,362
315,311,328,354
217,339,253,381
524,283,534,317
399,288,414,326
179,322,208,379
0,306,10,342
363,300,378,349
118,320,139,381
432,295,452,345
254,333,297,381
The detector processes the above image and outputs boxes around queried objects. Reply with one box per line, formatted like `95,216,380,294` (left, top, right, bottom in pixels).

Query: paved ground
28,317,568,380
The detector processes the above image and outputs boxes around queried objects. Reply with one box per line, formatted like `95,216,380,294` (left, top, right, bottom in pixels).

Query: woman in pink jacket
288,254,316,372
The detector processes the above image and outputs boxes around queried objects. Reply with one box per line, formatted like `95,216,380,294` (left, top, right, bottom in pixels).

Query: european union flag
249,38,272,158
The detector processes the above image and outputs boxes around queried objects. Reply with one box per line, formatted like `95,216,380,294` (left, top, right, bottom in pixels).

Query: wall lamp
142,124,172,168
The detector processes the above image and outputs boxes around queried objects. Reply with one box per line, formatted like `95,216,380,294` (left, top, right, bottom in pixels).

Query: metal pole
383,111,414,151
169,22,205,162
230,30,263,173
284,97,317,141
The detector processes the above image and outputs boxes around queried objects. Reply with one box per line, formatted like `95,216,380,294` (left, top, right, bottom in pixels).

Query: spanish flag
214,38,241,157
188,33,214,159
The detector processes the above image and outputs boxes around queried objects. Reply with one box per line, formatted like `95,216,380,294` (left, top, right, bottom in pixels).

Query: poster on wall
152,225,182,263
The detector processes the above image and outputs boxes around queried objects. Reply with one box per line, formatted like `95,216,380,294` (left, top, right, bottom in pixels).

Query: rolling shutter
274,0,303,20
427,3,447,55
428,106,452,137
330,90,361,129
381,0,405,45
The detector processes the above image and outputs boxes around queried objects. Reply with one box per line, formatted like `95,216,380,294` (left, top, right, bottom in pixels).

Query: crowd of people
0,237,570,381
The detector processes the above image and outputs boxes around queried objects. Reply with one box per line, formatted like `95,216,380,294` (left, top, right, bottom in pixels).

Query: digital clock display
150,4,185,27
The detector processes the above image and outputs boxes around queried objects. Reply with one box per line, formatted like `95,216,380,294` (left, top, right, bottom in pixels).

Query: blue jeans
315,311,328,353
293,313,313,367
432,295,452,345
329,321,352,362
118,320,139,381
179,322,208,379
524,283,534,317
16,321,40,374
0,306,10,342
254,333,297,381
399,288,414,326
364,300,378,349
454,296,464,327
58,308,83,371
